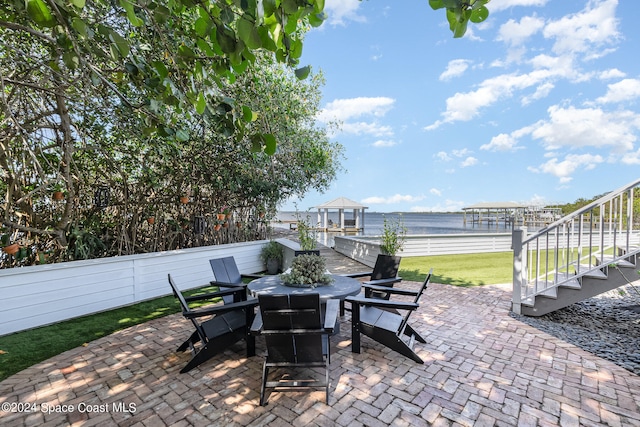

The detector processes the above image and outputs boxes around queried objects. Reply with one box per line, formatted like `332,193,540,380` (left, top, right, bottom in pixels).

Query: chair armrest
250,311,263,335
362,277,402,287
183,298,258,319
184,287,246,302
241,273,263,280
323,299,339,332
209,280,247,288
346,295,419,311
361,284,418,297
341,271,373,279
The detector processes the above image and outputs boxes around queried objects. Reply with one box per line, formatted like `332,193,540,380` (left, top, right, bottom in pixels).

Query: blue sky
281,0,640,213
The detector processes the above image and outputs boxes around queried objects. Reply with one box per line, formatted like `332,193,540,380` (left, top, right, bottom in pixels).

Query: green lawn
0,285,220,381
0,251,515,381
399,251,513,286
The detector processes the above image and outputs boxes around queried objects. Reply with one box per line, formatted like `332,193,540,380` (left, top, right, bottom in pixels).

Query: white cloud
324,0,366,26
521,82,554,105
452,148,472,157
410,200,466,212
430,188,442,196
497,16,545,46
599,68,626,80
342,122,393,137
318,97,395,137
461,157,478,167
621,150,640,165
435,151,452,162
372,139,398,147
439,59,472,81
491,0,550,13
481,133,522,152
426,71,558,128
529,105,639,153
596,79,640,104
529,153,604,183
426,1,622,130
543,0,620,56
317,97,395,123
361,194,425,204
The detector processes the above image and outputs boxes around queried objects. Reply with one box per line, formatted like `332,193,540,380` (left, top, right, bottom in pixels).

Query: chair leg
179,330,246,373
351,305,361,354
260,363,269,406
325,357,330,404
177,331,201,353
403,325,426,343
381,332,424,364
246,333,256,357
180,342,217,373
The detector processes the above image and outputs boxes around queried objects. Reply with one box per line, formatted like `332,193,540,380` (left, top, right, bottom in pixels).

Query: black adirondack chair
209,256,262,303
340,254,402,314
251,294,338,406
346,269,432,364
168,274,258,373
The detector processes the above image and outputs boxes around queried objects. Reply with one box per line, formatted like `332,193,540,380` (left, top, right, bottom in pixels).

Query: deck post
511,227,526,315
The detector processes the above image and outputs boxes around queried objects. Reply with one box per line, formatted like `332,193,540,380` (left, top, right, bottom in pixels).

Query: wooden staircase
512,178,640,317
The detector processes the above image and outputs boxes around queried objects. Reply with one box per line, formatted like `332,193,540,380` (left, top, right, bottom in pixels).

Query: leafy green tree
429,0,491,38
0,0,486,266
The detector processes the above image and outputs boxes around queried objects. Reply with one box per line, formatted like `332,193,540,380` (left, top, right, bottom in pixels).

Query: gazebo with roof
314,197,368,232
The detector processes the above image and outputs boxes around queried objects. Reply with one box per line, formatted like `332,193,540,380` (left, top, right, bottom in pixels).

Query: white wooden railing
512,178,640,314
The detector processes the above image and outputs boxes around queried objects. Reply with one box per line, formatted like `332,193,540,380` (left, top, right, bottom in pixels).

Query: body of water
275,211,517,238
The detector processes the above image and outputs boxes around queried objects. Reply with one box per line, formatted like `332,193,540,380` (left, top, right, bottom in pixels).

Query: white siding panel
334,233,513,264
0,241,266,336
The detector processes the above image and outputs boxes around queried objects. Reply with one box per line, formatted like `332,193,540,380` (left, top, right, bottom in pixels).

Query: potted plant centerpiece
260,240,283,275
280,254,333,288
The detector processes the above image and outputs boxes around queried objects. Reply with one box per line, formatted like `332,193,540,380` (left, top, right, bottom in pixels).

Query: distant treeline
549,188,640,215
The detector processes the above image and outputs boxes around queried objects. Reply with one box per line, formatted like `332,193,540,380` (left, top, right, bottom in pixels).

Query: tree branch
0,20,56,44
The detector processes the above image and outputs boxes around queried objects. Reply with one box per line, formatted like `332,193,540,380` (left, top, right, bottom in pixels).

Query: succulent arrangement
280,254,333,288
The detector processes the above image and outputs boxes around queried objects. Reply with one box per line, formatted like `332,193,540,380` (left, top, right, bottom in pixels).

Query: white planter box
334,233,513,267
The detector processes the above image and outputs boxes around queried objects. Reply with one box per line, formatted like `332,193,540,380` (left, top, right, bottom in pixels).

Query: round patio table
247,274,361,303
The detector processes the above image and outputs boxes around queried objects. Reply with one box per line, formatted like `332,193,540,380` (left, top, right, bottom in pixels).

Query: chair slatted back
370,254,401,281
259,294,323,363
369,254,402,300
209,257,243,304
397,269,432,335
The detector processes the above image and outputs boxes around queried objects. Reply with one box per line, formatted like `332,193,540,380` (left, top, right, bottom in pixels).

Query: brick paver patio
1,277,639,426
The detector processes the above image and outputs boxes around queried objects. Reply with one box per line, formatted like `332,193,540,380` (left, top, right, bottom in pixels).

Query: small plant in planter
380,214,407,256
280,254,333,288
260,240,283,274
295,210,317,251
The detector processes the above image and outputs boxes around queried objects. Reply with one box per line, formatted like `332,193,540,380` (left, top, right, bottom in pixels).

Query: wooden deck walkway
318,243,369,275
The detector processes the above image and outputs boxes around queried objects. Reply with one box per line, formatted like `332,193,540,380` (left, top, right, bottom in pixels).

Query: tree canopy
0,0,488,267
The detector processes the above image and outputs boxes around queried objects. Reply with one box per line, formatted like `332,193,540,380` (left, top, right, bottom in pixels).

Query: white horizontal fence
0,241,266,336
334,233,513,267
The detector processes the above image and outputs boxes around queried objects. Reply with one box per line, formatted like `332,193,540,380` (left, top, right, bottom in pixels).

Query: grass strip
399,251,513,286
0,285,219,381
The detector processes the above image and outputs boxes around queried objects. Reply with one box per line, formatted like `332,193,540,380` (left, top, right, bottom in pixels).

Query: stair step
574,265,607,279
597,256,636,269
555,273,581,289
